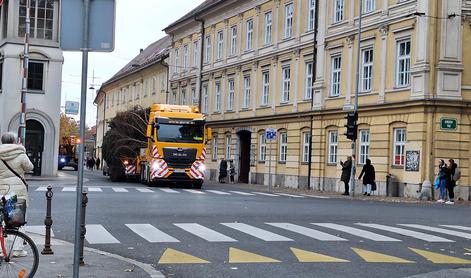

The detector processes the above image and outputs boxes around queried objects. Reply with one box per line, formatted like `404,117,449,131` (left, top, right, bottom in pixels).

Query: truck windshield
157,123,204,143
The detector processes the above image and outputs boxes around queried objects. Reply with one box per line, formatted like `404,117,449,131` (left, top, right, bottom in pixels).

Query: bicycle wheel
0,229,39,278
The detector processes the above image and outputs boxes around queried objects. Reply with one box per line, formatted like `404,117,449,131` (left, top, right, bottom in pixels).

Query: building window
19,0,54,40
217,30,224,60
328,131,338,164
308,0,315,31
28,61,44,91
246,19,253,50
393,128,406,166
225,134,232,159
191,87,198,105
183,45,189,70
302,132,311,163
361,48,373,92
181,87,187,105
171,90,177,105
174,48,179,73
331,56,341,97
363,0,375,13
193,40,199,67
202,84,209,114
259,133,266,162
284,3,294,39
396,39,411,87
143,80,148,97
279,132,288,162
305,62,314,99
359,130,370,165
230,26,237,56
261,71,270,106
264,11,272,45
334,0,344,23
282,66,290,103
212,137,218,161
243,76,251,109
227,79,235,111
215,82,221,112
204,36,211,63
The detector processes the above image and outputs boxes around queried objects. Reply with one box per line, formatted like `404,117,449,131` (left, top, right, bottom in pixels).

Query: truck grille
163,148,197,168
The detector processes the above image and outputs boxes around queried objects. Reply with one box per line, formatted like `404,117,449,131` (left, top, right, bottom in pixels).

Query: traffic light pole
350,1,363,197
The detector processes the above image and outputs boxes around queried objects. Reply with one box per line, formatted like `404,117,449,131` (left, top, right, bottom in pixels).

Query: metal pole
350,1,364,196
268,140,273,192
73,0,90,276
79,192,89,265
41,185,54,255
18,0,31,144
195,18,205,112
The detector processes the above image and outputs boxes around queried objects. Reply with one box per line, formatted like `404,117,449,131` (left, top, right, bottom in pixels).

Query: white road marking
276,193,305,198
35,187,48,191
440,225,471,232
252,192,280,197
205,190,232,195
313,223,401,242
112,188,129,193
125,224,179,243
267,223,347,241
62,187,76,192
228,191,255,196
183,189,206,194
85,224,120,244
356,223,454,242
24,225,55,237
221,222,293,241
87,187,103,192
158,188,180,193
136,188,154,193
174,223,237,242
300,194,330,199
399,224,471,240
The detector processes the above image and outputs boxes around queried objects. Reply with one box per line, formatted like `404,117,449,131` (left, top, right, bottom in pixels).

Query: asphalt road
26,169,471,278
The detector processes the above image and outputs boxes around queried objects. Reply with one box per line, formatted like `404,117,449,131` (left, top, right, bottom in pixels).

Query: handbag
1,159,29,191
371,181,377,191
434,176,440,189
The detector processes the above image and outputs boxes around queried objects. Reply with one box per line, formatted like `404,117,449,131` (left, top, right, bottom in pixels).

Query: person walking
358,158,375,196
96,157,101,170
229,161,236,184
437,159,447,203
445,159,458,204
340,156,352,195
218,159,227,183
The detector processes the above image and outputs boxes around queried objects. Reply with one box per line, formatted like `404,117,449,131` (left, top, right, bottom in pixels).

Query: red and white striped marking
198,148,207,160
150,159,169,179
125,165,136,175
190,161,205,179
151,145,162,158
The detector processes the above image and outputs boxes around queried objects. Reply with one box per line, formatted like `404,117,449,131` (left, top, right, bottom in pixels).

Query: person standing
358,159,375,196
437,159,447,203
229,161,236,184
446,159,458,204
96,157,101,170
340,156,352,195
218,159,227,183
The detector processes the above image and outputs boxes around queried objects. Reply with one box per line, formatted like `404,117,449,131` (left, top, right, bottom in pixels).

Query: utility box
386,174,398,197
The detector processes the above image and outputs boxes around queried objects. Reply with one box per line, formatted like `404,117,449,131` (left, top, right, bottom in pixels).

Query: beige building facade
166,0,471,200
94,36,171,163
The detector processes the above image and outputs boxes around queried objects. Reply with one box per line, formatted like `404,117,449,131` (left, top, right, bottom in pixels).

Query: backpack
453,167,461,182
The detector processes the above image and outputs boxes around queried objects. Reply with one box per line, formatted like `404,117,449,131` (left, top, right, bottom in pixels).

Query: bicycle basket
5,200,26,228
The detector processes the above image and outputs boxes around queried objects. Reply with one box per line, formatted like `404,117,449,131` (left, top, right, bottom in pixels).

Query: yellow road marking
352,248,414,263
158,248,210,264
290,247,349,263
229,247,281,263
409,248,471,264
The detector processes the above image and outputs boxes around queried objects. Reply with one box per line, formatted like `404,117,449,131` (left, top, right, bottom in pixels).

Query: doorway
25,119,44,176
237,130,251,183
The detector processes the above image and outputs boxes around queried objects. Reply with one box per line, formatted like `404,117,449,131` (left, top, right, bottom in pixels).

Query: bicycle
0,195,39,278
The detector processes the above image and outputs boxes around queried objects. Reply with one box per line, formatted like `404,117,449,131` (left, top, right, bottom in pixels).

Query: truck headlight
60,158,66,163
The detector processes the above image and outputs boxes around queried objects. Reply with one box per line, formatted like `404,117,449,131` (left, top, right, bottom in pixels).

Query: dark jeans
447,181,455,200
344,181,349,194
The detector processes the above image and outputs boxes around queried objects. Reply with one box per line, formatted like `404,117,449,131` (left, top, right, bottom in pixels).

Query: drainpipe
307,0,319,190
195,17,205,112
162,60,170,104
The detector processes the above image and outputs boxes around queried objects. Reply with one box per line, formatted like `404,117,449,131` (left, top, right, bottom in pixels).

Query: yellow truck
126,104,212,188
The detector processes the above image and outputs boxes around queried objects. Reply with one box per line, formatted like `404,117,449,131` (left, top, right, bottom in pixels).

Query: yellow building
94,36,171,163
166,0,470,200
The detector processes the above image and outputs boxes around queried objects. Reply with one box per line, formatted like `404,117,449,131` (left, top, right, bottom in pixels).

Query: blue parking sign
266,128,277,141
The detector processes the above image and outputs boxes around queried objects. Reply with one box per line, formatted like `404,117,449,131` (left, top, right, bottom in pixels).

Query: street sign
60,0,116,52
266,128,277,141
65,101,80,115
440,118,457,130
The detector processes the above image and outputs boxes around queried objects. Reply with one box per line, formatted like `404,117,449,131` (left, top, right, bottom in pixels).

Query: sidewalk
27,232,164,278
26,171,87,185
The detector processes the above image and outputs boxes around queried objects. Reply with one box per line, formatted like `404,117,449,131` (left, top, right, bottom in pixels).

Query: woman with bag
358,159,375,196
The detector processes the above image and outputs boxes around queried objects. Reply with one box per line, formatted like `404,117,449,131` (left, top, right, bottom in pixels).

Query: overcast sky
61,0,205,126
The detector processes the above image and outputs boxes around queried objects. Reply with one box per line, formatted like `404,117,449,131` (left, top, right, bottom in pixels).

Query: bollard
79,192,88,266
41,185,54,255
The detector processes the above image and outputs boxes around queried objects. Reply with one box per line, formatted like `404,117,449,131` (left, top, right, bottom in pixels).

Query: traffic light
344,112,358,141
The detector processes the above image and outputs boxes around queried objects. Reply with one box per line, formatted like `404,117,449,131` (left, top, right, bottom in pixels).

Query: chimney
140,48,144,53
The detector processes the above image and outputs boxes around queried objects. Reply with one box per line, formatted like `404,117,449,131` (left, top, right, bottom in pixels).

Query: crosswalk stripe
205,190,231,195
399,224,471,240
276,193,304,198
266,223,347,241
87,187,103,192
125,224,179,243
24,225,55,237
252,192,280,197
62,187,76,192
35,186,48,191
313,223,401,242
228,191,255,196
221,223,293,241
174,223,237,242
158,188,180,193
439,225,471,232
85,224,120,244
183,189,206,194
112,187,128,192
136,188,154,193
356,223,454,242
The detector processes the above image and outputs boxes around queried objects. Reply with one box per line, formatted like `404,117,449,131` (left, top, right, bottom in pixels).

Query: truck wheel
192,181,203,189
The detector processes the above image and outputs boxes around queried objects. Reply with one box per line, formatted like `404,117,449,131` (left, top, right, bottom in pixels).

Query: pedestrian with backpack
446,159,459,204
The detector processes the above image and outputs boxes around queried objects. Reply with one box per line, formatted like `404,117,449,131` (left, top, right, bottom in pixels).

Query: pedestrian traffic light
344,112,358,141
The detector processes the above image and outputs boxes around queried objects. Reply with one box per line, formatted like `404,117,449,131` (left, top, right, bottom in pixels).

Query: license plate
174,169,185,173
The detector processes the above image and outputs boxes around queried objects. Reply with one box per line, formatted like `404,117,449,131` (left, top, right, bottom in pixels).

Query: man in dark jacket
359,159,375,196
340,156,352,195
